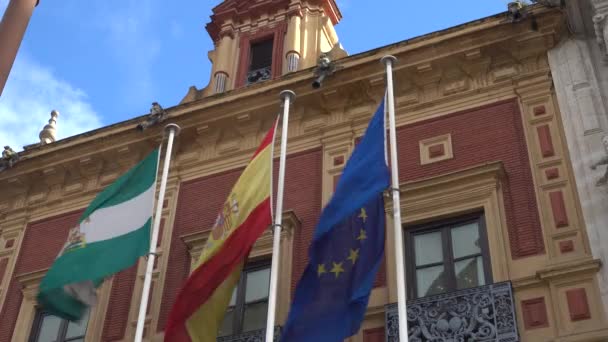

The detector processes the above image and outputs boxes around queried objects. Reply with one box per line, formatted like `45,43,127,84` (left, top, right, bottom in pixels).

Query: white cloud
90,0,162,103
0,55,102,151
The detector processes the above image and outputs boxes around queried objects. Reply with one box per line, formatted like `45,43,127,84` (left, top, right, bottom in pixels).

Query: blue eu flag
281,99,390,342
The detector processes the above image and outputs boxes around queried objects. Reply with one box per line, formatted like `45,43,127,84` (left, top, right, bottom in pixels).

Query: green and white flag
38,149,159,321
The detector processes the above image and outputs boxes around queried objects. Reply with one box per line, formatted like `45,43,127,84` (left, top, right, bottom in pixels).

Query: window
29,309,89,342
218,261,271,336
406,213,491,299
246,38,274,85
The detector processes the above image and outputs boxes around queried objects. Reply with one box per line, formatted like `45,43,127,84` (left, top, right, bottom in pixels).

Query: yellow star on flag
317,263,327,277
330,262,345,278
347,248,360,264
356,228,367,241
358,208,368,222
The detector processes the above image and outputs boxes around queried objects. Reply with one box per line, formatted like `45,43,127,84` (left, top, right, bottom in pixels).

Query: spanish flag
164,122,277,341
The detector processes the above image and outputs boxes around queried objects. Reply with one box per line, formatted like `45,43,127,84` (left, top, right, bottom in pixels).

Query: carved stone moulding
385,281,519,342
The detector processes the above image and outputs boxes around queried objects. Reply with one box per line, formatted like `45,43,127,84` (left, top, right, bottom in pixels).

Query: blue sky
0,0,506,150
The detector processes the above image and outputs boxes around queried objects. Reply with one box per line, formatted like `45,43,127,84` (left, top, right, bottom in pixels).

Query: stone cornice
512,258,602,289
399,161,506,196
205,0,341,42
16,268,47,288
181,210,300,261
0,7,563,217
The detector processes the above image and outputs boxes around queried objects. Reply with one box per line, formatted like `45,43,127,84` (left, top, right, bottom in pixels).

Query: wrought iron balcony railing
217,326,281,342
246,66,272,85
385,281,519,342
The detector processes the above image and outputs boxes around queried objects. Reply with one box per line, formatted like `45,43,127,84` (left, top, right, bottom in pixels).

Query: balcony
385,282,519,342
217,326,281,342
246,66,272,85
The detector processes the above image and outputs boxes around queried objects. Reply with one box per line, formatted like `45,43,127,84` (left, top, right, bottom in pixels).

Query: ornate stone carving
0,146,18,171
593,14,608,63
591,135,608,186
246,67,272,85
385,282,519,342
39,110,58,144
137,102,167,131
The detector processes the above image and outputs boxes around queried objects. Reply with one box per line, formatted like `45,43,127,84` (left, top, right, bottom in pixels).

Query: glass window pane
414,232,443,266
416,265,447,298
455,256,486,290
35,314,61,342
245,268,270,303
218,307,235,337
451,222,481,259
242,302,268,332
228,286,237,307
65,309,89,338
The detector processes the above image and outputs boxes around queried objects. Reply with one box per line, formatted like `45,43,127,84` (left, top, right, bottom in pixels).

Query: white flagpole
381,55,409,342
134,123,181,342
265,90,295,342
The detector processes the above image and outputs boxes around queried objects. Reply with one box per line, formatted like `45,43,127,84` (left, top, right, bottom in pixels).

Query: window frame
404,212,492,299
221,259,271,336
248,38,274,72
29,308,88,342
235,23,287,87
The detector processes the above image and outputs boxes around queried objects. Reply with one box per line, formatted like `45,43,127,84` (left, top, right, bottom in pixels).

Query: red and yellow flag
164,122,276,342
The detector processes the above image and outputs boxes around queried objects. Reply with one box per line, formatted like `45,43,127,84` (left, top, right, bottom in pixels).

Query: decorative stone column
0,0,39,96
286,52,300,73
213,72,228,94
284,10,302,73
549,32,608,315
212,32,234,93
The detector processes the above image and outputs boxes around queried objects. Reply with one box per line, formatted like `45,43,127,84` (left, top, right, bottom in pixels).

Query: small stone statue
312,53,336,89
1,146,18,169
318,53,331,70
137,102,167,131
591,135,608,186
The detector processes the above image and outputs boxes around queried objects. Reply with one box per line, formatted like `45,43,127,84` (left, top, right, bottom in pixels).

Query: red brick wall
363,327,386,342
157,149,323,331
157,167,241,332
0,209,137,342
0,258,8,288
0,211,82,342
0,100,542,340
101,264,137,341
396,99,544,258
374,253,386,288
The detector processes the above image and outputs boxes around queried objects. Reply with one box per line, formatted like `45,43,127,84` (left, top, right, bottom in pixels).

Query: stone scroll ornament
386,282,519,342
591,135,608,187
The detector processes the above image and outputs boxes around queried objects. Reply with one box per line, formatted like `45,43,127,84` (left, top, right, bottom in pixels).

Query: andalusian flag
38,149,159,321
164,122,277,342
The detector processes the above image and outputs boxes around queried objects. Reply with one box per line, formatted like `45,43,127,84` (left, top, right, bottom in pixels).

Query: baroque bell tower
182,0,342,102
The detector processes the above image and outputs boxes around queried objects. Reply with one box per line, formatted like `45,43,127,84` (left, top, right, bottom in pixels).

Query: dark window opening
29,309,89,342
405,213,492,299
247,38,274,85
218,260,271,337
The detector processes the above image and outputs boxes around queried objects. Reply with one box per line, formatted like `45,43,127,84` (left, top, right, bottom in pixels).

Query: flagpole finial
280,90,296,102
381,55,397,66
164,123,181,137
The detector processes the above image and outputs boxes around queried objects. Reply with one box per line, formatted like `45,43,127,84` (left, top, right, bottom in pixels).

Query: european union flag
281,99,390,342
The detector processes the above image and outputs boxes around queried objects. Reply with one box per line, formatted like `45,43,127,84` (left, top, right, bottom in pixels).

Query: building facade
0,1,607,341
548,0,608,317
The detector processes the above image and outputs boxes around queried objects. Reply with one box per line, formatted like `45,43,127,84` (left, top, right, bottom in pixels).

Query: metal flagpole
265,90,295,342
381,55,409,342
134,123,181,342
